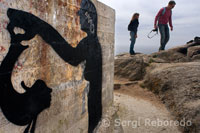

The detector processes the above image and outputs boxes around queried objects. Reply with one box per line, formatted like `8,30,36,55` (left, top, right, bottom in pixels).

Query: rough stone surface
115,39,200,133
115,54,148,81
95,0,115,114
187,46,200,60
144,62,200,133
0,0,115,132
149,41,200,63
94,104,120,133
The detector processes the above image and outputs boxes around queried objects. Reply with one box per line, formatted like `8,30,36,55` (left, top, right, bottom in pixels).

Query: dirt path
114,79,181,133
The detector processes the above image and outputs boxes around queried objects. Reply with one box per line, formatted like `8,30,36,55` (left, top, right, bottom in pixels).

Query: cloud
98,0,200,54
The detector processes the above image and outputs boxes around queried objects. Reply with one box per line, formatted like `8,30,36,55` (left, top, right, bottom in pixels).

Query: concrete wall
0,0,115,133
95,1,115,114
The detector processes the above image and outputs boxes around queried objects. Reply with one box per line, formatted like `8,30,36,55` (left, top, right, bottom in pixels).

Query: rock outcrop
144,62,200,133
115,54,149,81
115,37,200,133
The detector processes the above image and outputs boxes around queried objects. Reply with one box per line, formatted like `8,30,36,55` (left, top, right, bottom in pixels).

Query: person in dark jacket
128,13,139,55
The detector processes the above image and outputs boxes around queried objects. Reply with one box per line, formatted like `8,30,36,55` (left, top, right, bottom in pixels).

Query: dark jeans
158,24,170,51
129,31,136,54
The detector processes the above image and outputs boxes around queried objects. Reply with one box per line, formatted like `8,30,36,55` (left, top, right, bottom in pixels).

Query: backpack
128,22,132,31
161,7,172,16
158,7,172,23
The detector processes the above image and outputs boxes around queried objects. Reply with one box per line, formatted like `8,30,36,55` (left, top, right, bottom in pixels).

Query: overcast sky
98,0,200,55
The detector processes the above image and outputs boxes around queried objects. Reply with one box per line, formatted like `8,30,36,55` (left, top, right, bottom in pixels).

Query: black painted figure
0,31,52,132
78,1,102,132
0,0,102,132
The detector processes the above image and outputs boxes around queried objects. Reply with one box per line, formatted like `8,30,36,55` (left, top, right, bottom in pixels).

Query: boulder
150,39,200,63
150,49,189,63
114,54,149,81
194,36,200,43
144,62,200,133
187,46,200,60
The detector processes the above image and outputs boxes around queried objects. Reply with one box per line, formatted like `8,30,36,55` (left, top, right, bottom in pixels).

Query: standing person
128,13,139,55
154,0,176,51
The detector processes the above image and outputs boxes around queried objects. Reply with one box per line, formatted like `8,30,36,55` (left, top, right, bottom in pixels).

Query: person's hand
154,25,158,29
135,34,138,38
170,27,173,31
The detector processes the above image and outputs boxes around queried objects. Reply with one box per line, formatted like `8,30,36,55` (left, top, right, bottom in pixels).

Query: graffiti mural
0,0,102,132
0,31,52,133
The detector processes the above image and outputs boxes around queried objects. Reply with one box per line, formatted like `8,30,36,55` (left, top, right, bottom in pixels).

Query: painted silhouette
0,0,102,132
0,29,52,132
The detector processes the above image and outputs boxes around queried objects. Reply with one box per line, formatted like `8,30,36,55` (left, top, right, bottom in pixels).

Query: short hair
169,0,176,5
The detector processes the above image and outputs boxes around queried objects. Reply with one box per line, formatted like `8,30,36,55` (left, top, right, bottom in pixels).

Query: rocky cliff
115,37,200,133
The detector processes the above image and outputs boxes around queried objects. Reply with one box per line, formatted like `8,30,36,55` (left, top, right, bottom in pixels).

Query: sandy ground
113,79,181,133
